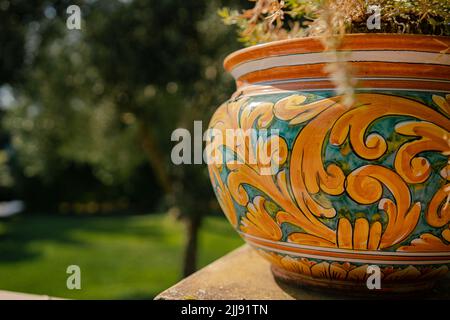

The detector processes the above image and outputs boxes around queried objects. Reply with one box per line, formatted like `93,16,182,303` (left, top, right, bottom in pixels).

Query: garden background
0,0,247,299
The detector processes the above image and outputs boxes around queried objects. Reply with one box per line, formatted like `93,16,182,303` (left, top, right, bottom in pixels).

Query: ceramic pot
207,34,450,293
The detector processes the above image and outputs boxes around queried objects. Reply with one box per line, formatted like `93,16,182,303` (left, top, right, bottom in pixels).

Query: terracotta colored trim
224,34,450,72
236,62,450,85
244,236,450,264
239,232,450,257
234,79,450,96
231,51,450,80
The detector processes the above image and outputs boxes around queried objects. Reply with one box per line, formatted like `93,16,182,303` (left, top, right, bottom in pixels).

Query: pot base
271,265,436,296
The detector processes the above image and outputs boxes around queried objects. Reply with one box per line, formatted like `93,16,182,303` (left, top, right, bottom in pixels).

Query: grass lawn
0,213,243,299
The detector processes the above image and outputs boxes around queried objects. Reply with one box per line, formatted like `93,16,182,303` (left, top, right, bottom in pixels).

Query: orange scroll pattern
207,93,450,252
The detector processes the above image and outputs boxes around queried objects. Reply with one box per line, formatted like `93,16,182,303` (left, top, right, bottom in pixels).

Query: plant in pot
206,0,450,293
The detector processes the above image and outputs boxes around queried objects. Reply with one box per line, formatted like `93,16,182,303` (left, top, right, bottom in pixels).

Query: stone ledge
155,244,450,300
0,290,60,300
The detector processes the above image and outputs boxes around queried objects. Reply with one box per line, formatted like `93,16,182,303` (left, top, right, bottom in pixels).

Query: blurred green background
0,214,243,299
0,0,247,299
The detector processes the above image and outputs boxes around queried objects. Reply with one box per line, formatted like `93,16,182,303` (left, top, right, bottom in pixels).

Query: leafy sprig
220,0,450,46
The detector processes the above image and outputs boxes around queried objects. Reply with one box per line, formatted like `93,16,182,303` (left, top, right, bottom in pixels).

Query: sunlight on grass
0,213,243,299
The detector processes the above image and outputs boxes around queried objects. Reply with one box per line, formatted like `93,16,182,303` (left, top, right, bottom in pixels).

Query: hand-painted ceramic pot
207,34,450,293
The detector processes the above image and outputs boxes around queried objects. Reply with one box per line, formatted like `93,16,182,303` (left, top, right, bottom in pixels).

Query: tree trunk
137,121,201,277
183,217,201,277
137,122,173,195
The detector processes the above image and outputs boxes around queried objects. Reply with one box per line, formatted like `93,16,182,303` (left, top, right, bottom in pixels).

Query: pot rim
224,33,450,74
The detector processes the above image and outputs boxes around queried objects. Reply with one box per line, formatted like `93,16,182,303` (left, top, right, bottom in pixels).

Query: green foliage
1,0,244,216
221,0,450,46
0,0,47,84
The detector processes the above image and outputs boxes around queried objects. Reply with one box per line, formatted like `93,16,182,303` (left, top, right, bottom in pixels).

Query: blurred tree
0,0,49,85
0,0,48,198
1,0,243,276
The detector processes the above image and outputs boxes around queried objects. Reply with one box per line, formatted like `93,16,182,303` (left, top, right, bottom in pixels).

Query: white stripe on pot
249,243,450,265
238,231,450,257
230,50,450,79
254,77,450,85
236,86,450,97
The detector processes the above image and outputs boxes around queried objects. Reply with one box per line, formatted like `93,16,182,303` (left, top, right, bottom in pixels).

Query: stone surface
155,244,450,300
0,290,60,300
